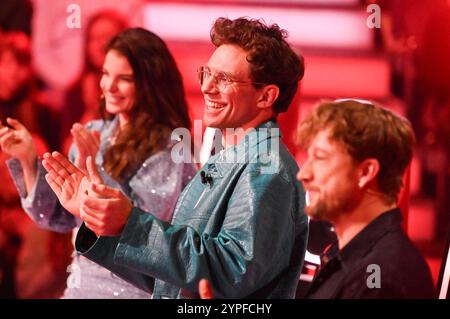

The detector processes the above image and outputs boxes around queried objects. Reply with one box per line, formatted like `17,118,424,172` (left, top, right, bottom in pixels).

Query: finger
73,123,93,144
0,126,11,138
42,156,58,175
72,122,83,131
77,126,100,155
72,124,98,150
44,164,68,189
199,279,213,299
81,180,102,200
73,136,94,171
80,205,104,227
62,175,75,195
82,195,108,212
45,173,62,197
92,130,101,148
91,183,120,198
6,118,25,131
42,153,72,180
0,130,15,144
52,151,82,176
79,176,90,195
86,156,103,184
72,130,91,156
0,131,17,150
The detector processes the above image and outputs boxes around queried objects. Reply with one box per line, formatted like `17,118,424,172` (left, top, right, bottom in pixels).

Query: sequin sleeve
128,148,196,223
6,155,79,233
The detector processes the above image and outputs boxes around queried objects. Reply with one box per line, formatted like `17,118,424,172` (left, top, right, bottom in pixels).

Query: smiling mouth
205,100,226,110
107,96,125,103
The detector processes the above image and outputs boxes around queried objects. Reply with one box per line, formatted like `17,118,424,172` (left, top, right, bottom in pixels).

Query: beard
305,197,339,222
305,187,359,222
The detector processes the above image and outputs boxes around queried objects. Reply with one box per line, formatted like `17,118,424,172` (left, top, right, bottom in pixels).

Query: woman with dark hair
60,10,127,152
1,28,195,298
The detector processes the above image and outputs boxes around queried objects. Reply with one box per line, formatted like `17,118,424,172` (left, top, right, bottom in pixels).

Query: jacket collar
213,119,281,162
205,119,282,176
241,118,281,150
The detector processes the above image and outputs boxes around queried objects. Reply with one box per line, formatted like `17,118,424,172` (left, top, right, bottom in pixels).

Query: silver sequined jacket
7,117,196,298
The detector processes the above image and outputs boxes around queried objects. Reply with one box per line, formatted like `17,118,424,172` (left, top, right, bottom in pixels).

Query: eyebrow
102,68,134,77
204,65,235,79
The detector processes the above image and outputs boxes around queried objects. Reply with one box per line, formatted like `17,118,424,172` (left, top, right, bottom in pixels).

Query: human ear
358,158,380,189
256,84,279,110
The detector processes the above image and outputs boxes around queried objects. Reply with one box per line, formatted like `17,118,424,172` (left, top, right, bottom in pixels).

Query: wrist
20,151,38,171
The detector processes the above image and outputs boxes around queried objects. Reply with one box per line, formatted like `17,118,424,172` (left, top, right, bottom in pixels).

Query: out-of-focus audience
0,33,60,150
0,0,33,36
376,0,450,241
0,32,71,298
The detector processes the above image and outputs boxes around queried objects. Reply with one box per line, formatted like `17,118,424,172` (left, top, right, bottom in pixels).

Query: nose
103,76,118,93
298,159,312,183
200,75,219,95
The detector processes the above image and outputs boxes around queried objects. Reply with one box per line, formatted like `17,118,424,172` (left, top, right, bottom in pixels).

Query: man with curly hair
44,17,308,299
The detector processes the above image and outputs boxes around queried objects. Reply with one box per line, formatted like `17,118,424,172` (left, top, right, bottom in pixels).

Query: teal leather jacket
76,120,309,298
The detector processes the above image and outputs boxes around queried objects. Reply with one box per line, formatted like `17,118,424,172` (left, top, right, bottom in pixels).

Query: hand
199,279,214,299
71,123,100,173
42,152,102,218
0,118,37,166
80,178,133,237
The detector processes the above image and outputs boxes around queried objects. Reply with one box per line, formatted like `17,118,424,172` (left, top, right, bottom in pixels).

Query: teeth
205,100,225,109
107,96,123,103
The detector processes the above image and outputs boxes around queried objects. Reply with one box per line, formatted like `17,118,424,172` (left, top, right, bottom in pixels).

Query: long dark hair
101,28,191,181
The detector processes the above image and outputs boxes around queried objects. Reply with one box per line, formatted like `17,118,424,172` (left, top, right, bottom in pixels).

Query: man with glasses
43,17,308,298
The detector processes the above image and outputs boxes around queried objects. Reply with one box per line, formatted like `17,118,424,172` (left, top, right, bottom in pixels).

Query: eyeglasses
197,66,265,92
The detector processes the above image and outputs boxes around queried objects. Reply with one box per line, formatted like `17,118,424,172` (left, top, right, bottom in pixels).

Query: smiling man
43,17,308,299
298,99,434,298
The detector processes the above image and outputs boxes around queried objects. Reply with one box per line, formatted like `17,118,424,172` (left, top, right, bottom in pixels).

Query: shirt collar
322,208,403,270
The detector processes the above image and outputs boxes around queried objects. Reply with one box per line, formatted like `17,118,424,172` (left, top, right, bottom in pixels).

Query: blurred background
1,0,449,298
